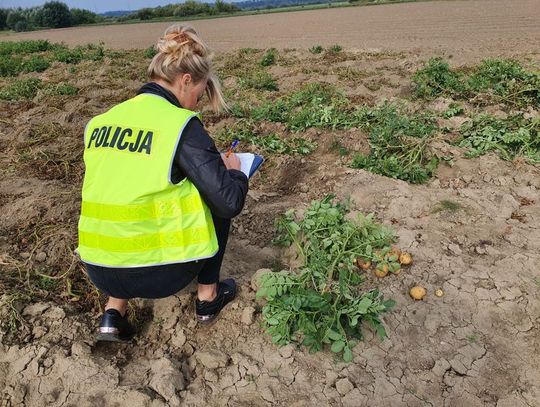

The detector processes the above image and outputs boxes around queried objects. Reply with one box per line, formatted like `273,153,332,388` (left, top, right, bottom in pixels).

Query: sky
0,1,204,14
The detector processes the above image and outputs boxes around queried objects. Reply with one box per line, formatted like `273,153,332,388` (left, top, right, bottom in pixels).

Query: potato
355,257,371,270
374,264,389,278
435,288,444,297
399,252,413,265
409,286,426,300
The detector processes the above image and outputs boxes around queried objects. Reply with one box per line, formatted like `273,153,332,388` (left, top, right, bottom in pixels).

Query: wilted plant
258,197,396,362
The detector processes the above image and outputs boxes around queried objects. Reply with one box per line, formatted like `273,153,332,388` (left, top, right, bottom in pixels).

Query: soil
2,0,540,63
1,4,540,406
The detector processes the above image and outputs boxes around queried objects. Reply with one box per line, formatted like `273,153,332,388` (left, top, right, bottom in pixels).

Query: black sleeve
173,117,248,219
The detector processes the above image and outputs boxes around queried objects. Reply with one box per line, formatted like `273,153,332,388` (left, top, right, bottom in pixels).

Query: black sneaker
195,279,237,324
96,309,135,342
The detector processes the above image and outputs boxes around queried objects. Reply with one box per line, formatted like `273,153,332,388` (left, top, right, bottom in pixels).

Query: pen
225,139,239,158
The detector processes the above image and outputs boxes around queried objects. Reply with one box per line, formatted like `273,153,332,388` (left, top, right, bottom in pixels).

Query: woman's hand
221,153,241,171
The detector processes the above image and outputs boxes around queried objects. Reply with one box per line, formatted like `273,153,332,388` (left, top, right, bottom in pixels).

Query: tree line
235,0,343,9
0,1,241,31
0,1,102,32
126,0,241,21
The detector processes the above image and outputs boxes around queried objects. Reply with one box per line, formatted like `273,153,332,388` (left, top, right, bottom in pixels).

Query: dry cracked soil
2,151,540,406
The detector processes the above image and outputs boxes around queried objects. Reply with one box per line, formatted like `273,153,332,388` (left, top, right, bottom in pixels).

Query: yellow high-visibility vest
77,93,218,267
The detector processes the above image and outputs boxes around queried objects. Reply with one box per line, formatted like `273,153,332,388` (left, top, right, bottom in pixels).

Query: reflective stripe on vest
77,94,218,267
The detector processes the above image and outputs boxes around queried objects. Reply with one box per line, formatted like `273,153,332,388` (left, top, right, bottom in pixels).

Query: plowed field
3,0,540,62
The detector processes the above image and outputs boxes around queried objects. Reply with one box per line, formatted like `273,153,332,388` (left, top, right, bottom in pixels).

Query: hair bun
157,33,189,55
156,30,208,59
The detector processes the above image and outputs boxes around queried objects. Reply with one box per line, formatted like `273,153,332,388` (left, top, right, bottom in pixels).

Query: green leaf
356,297,373,314
267,318,280,326
303,335,315,346
389,262,400,273
383,299,396,310
373,320,387,339
349,272,363,285
289,222,301,234
331,340,345,353
343,346,353,362
256,287,267,299
327,329,342,341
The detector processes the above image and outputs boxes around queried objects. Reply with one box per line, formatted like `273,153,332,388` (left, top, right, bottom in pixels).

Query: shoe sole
196,313,219,325
96,332,132,343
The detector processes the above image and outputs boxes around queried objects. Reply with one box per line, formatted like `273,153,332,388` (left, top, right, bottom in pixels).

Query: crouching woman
77,24,248,341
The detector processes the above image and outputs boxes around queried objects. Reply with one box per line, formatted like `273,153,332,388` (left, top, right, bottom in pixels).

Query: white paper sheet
235,153,256,178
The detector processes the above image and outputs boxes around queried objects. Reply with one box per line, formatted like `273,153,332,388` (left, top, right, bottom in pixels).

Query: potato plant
413,57,539,108
0,40,53,56
260,48,277,67
458,114,540,163
350,102,439,184
257,197,397,362
215,119,316,155
0,77,42,100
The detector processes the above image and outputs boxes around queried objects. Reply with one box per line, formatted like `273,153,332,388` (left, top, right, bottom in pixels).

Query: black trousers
84,216,230,299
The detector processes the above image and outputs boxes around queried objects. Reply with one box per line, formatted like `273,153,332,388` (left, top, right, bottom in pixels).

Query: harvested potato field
1,1,540,406
3,0,540,62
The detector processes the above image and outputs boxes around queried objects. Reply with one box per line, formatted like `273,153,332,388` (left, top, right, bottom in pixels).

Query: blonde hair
148,24,227,112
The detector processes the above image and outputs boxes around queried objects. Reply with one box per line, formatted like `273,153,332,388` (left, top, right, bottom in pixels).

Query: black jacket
137,83,248,219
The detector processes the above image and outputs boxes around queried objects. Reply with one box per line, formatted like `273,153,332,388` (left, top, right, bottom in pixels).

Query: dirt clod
335,377,354,396
23,303,50,317
71,342,91,356
278,344,295,359
448,243,462,256
194,349,229,370
250,268,272,291
35,252,47,262
149,358,186,406
241,306,256,325
170,327,187,349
